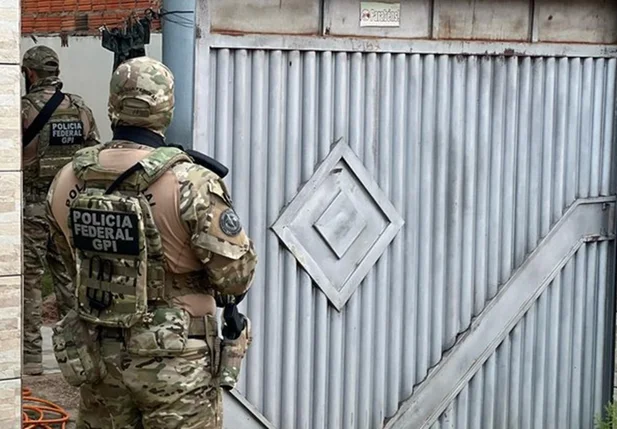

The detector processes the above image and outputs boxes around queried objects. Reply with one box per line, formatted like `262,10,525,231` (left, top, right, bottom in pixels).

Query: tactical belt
99,315,209,339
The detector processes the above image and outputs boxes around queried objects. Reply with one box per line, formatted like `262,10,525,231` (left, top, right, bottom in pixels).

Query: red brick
77,0,92,11
47,16,63,31
89,15,105,28
33,18,48,32
107,0,122,9
51,2,66,12
22,1,36,12
136,2,152,10
64,0,78,10
61,16,75,31
37,2,51,13
22,17,36,33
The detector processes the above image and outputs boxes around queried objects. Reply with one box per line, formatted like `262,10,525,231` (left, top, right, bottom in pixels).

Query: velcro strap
99,327,124,339
83,278,136,296
188,316,207,337
101,316,210,338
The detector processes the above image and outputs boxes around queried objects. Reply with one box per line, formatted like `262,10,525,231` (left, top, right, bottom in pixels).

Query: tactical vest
23,92,89,187
68,144,193,328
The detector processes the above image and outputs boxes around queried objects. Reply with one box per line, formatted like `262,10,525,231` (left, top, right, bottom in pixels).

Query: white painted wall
21,35,163,143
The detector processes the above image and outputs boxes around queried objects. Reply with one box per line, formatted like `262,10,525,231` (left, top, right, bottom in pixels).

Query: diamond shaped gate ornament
272,141,404,311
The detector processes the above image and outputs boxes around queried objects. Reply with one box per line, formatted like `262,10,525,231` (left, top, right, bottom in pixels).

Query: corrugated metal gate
193,31,617,429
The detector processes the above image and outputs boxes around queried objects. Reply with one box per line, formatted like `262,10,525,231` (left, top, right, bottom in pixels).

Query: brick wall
0,0,24,426
22,0,161,35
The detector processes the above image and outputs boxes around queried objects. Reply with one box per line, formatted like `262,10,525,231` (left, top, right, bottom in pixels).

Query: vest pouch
69,190,148,329
52,309,107,387
205,315,221,378
125,307,193,357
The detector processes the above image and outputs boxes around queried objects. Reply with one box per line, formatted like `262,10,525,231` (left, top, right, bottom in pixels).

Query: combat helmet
22,45,60,73
108,56,175,136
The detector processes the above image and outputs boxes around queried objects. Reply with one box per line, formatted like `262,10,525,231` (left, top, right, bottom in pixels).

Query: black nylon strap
23,90,65,147
112,126,229,178
105,162,145,195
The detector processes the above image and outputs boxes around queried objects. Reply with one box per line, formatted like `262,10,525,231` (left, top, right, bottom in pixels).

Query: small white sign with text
360,2,401,27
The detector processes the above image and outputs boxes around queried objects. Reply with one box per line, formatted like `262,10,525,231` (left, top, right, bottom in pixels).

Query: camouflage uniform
22,46,99,375
46,57,256,429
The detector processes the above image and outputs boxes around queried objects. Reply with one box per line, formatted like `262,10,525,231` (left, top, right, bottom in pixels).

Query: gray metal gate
193,27,617,429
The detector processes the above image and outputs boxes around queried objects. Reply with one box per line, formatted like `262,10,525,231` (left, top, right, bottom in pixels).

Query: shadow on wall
20,34,163,143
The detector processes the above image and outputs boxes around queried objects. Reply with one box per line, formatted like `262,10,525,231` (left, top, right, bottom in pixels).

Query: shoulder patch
220,209,242,237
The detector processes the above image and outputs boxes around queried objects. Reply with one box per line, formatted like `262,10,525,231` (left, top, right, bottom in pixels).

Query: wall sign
360,1,401,27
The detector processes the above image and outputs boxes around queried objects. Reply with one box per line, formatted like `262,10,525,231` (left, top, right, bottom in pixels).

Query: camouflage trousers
23,202,74,367
77,337,222,429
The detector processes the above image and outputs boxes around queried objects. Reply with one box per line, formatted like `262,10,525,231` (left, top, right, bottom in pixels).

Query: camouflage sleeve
21,97,37,130
84,106,100,147
71,95,100,147
178,165,257,299
79,102,100,147
45,176,76,279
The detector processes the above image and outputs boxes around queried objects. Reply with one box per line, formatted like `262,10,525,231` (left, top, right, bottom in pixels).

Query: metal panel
223,390,276,429
535,0,617,44
195,46,617,429
207,34,617,57
385,197,615,429
324,0,431,38
433,0,531,41
209,0,321,35
430,242,614,429
272,141,404,310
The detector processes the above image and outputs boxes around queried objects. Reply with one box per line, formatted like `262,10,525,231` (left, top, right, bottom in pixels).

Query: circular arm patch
220,208,242,237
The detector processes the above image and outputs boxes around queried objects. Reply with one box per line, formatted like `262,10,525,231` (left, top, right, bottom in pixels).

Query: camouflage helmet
22,45,59,72
108,57,175,136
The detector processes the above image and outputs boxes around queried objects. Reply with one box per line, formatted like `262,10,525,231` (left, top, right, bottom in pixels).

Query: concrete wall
0,0,23,426
21,34,163,143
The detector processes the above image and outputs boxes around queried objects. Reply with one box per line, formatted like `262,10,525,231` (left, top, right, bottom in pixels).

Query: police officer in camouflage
46,56,256,428
22,45,99,376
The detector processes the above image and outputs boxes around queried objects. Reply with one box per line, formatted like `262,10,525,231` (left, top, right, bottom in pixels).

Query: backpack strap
135,147,193,189
23,90,65,147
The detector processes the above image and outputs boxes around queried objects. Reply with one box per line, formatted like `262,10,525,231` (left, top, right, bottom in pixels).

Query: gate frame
192,1,617,425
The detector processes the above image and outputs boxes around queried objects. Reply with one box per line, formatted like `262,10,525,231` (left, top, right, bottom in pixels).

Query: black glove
222,304,246,340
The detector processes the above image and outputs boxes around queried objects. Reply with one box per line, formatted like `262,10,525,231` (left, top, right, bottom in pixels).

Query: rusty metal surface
536,0,617,44
209,0,321,35
206,0,617,44
434,0,531,41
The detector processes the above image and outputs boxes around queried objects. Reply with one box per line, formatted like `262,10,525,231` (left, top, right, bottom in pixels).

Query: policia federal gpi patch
70,208,140,255
50,120,85,146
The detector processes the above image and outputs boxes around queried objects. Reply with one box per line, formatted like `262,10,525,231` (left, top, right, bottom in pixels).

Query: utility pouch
204,314,221,378
125,307,194,357
51,309,107,387
219,317,252,390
